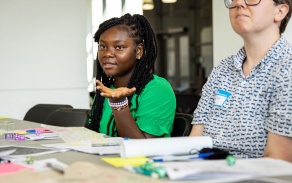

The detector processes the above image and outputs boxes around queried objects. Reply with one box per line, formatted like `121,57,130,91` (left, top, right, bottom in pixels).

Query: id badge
214,89,231,107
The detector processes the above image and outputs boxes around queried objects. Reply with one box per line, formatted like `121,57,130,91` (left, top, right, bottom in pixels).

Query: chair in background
23,104,73,123
44,108,90,127
171,113,193,137
175,93,201,114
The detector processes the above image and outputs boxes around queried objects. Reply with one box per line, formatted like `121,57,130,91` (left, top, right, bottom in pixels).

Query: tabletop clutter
1,122,292,182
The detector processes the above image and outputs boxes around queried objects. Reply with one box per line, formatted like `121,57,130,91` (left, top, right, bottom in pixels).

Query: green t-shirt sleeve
134,75,176,137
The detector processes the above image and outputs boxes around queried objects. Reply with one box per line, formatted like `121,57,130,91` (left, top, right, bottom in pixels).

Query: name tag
214,89,231,107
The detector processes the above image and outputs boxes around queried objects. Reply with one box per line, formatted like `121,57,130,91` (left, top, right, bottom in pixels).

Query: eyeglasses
224,0,262,9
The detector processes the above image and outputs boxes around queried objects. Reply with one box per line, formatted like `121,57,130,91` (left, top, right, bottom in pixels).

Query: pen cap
120,136,213,158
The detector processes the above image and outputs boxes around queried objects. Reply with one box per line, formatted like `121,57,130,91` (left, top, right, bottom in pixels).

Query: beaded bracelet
112,103,129,111
108,98,129,111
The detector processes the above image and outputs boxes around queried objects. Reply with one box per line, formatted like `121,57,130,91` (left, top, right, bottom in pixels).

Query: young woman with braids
86,13,176,139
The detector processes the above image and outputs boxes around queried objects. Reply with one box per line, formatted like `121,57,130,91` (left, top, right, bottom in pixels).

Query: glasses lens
225,0,261,9
246,0,261,5
224,0,235,9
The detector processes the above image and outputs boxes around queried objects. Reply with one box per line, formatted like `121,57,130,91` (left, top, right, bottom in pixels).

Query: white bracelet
108,98,128,110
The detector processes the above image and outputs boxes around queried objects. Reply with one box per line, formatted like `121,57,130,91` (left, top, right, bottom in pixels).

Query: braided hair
87,13,158,136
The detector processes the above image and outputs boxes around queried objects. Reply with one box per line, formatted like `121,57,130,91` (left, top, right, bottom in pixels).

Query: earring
137,56,141,60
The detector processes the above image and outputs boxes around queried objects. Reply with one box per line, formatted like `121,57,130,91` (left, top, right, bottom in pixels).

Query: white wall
213,0,292,66
0,0,91,119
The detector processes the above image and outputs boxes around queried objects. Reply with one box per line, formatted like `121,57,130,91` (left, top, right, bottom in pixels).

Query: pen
26,129,37,133
124,165,159,178
46,162,65,174
26,129,51,133
151,152,215,162
26,129,43,133
91,142,120,147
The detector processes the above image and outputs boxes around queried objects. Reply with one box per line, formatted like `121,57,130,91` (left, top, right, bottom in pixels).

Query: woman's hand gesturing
96,80,136,102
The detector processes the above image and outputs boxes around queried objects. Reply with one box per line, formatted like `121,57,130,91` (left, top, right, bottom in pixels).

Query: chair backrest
171,113,193,137
44,108,90,127
23,104,73,123
175,93,201,114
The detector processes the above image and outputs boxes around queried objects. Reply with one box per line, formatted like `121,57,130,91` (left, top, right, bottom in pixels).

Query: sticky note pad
101,157,150,167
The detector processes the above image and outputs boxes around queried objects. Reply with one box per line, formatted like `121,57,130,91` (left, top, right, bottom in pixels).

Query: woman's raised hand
96,80,136,100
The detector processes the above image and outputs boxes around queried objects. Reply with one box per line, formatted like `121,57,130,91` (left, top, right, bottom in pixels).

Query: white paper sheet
120,136,213,158
0,149,16,156
156,158,292,180
41,124,106,145
0,145,62,158
40,125,124,155
42,143,121,155
25,133,59,140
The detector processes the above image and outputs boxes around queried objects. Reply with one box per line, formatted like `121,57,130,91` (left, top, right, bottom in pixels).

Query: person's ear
275,4,289,23
136,43,143,60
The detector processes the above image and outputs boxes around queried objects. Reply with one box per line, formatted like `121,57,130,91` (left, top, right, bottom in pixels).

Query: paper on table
42,143,121,155
25,133,59,140
0,149,16,156
156,158,292,180
40,124,124,155
120,136,213,158
25,133,60,140
0,145,62,158
41,124,106,145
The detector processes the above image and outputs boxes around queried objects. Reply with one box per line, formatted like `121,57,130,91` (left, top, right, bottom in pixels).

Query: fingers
113,87,136,98
95,80,104,89
107,87,136,98
95,80,136,99
96,80,111,95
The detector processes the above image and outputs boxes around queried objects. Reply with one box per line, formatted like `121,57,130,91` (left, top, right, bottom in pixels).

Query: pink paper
0,163,34,176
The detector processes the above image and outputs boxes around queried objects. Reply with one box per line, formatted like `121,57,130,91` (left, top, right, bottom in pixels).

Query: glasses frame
224,0,262,9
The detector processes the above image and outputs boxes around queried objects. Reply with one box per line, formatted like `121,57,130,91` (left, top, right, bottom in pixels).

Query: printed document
156,158,292,180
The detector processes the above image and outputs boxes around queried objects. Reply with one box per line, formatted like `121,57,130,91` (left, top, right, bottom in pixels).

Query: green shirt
89,75,176,137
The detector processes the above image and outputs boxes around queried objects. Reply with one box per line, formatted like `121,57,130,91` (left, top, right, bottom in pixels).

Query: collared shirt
192,36,292,158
